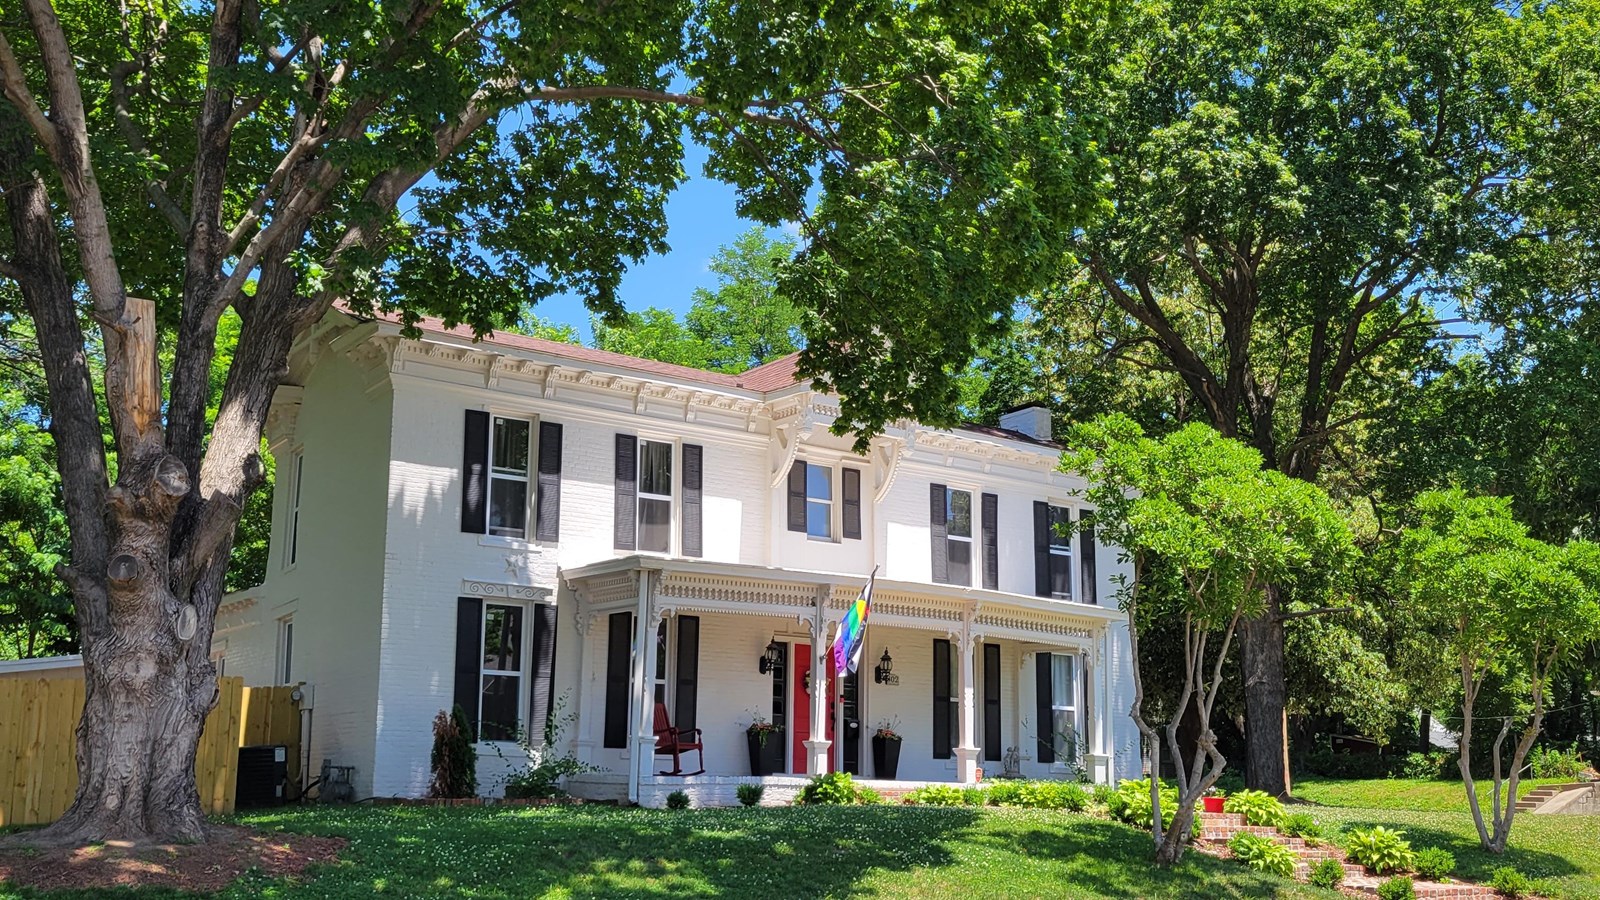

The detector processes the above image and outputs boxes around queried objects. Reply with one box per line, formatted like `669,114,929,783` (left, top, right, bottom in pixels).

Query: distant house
214,307,1139,806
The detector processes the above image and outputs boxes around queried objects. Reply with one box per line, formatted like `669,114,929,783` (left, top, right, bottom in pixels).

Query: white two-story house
213,306,1139,807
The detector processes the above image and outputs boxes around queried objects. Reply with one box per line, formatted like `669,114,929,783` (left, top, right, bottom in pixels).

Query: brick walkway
1196,812,1501,898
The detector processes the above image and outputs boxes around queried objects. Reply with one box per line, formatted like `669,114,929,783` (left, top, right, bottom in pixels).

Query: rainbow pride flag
832,567,878,676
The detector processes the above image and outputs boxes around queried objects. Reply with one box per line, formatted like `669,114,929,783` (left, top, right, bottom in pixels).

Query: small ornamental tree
1393,490,1600,853
428,705,477,800
1064,415,1354,865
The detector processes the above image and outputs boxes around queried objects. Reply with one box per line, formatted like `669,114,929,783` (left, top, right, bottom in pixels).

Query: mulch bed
0,825,345,893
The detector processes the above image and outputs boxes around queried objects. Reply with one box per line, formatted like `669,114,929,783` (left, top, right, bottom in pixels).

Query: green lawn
0,804,1329,900
1292,778,1600,900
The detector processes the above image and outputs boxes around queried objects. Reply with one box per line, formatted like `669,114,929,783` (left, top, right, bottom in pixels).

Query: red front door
790,643,837,774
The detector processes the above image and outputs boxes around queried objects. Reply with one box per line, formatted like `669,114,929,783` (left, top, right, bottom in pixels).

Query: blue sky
533,143,766,343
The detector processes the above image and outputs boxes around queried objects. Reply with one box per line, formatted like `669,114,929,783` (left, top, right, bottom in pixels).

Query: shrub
1490,866,1531,898
1280,812,1321,841
1399,751,1452,781
1346,826,1416,875
1308,858,1345,889
857,786,886,805
428,705,477,799
987,781,1023,806
798,772,876,805
903,785,969,806
1528,744,1588,780
1227,832,1295,878
1376,876,1416,900
1223,789,1286,827
1108,779,1181,829
1413,847,1455,881
1090,783,1114,807
1012,780,1089,811
665,790,690,810
736,783,764,807
498,695,597,800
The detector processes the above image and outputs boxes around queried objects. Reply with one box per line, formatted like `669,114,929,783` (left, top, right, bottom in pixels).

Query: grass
1291,778,1600,900
1293,776,1570,813
0,804,1331,899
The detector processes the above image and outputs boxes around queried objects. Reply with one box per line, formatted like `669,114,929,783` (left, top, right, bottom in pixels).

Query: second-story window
946,488,973,585
638,439,674,553
284,451,303,568
806,463,834,539
489,416,531,538
1047,505,1074,599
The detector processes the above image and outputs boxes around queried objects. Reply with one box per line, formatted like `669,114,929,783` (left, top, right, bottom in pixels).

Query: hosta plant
1346,826,1416,875
1223,789,1286,827
1280,812,1322,841
1228,832,1296,878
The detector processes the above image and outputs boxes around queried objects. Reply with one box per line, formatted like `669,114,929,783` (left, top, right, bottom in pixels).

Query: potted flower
1202,786,1226,814
743,712,784,776
872,719,903,780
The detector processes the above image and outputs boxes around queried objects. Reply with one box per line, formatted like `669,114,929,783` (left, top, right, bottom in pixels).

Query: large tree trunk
1242,587,1290,797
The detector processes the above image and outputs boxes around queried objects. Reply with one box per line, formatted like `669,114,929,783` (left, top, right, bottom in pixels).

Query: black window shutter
981,492,999,590
613,435,637,550
1035,653,1055,763
675,615,700,733
786,461,807,532
1033,501,1052,597
535,422,563,542
1079,511,1098,605
681,445,703,557
528,603,557,743
983,643,1002,761
453,597,483,741
930,484,948,584
842,468,862,540
603,612,632,748
932,638,953,759
461,411,490,534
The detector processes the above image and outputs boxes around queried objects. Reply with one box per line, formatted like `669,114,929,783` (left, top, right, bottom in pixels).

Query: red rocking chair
653,702,705,776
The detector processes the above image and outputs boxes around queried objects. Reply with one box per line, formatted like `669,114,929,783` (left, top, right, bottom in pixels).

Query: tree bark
1242,586,1290,797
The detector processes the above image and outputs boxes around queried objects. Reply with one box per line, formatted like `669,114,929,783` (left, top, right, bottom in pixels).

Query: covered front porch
560,557,1131,807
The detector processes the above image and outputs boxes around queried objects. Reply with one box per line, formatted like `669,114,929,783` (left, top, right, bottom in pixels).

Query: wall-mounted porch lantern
874,648,899,685
758,638,782,675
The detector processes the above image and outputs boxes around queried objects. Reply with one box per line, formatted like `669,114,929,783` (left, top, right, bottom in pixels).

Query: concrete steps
1196,811,1501,898
1515,782,1591,812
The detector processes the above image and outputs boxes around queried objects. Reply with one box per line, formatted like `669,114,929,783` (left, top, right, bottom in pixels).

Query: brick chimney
999,404,1052,442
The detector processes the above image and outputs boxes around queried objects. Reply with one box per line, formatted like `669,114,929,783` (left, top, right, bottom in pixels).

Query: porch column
803,585,832,775
954,631,980,783
630,574,662,800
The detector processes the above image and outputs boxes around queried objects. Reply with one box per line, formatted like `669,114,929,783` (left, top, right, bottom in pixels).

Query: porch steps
1198,812,1500,898
1514,782,1591,812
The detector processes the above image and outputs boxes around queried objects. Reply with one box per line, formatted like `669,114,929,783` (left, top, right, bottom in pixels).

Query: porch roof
560,555,1125,635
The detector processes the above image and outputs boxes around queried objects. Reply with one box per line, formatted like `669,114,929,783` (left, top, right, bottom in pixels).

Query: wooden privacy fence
0,675,301,827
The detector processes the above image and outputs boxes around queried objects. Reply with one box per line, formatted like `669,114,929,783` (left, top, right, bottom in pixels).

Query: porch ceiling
561,555,1120,639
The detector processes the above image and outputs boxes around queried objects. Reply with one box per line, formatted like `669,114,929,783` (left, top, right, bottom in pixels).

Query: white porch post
803,584,832,775
954,629,980,783
628,571,661,803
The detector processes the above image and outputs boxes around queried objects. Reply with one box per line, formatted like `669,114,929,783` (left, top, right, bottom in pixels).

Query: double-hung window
488,417,531,538
946,488,974,585
806,463,834,539
277,616,294,684
1048,505,1074,599
284,452,303,568
637,439,674,553
479,603,525,741
1049,653,1081,764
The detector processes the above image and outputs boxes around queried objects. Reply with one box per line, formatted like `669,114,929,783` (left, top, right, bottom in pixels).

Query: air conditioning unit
236,744,289,809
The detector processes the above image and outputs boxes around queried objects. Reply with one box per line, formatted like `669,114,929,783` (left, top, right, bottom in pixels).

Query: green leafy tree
1064,414,1354,865
593,306,716,369
1393,490,1600,852
0,385,73,658
684,228,802,372
0,0,1105,843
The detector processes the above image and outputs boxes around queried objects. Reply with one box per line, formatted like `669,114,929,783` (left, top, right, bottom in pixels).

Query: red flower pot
1203,796,1226,814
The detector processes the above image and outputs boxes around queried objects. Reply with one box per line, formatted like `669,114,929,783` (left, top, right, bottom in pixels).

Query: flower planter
1203,796,1226,813
747,730,784,776
872,735,902,780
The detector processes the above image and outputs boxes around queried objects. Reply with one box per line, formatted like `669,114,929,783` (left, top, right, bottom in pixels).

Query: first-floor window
1050,653,1081,764
479,603,525,741
277,616,294,684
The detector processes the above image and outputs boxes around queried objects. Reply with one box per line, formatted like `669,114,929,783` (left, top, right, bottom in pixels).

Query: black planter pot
747,730,784,776
872,735,902,780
